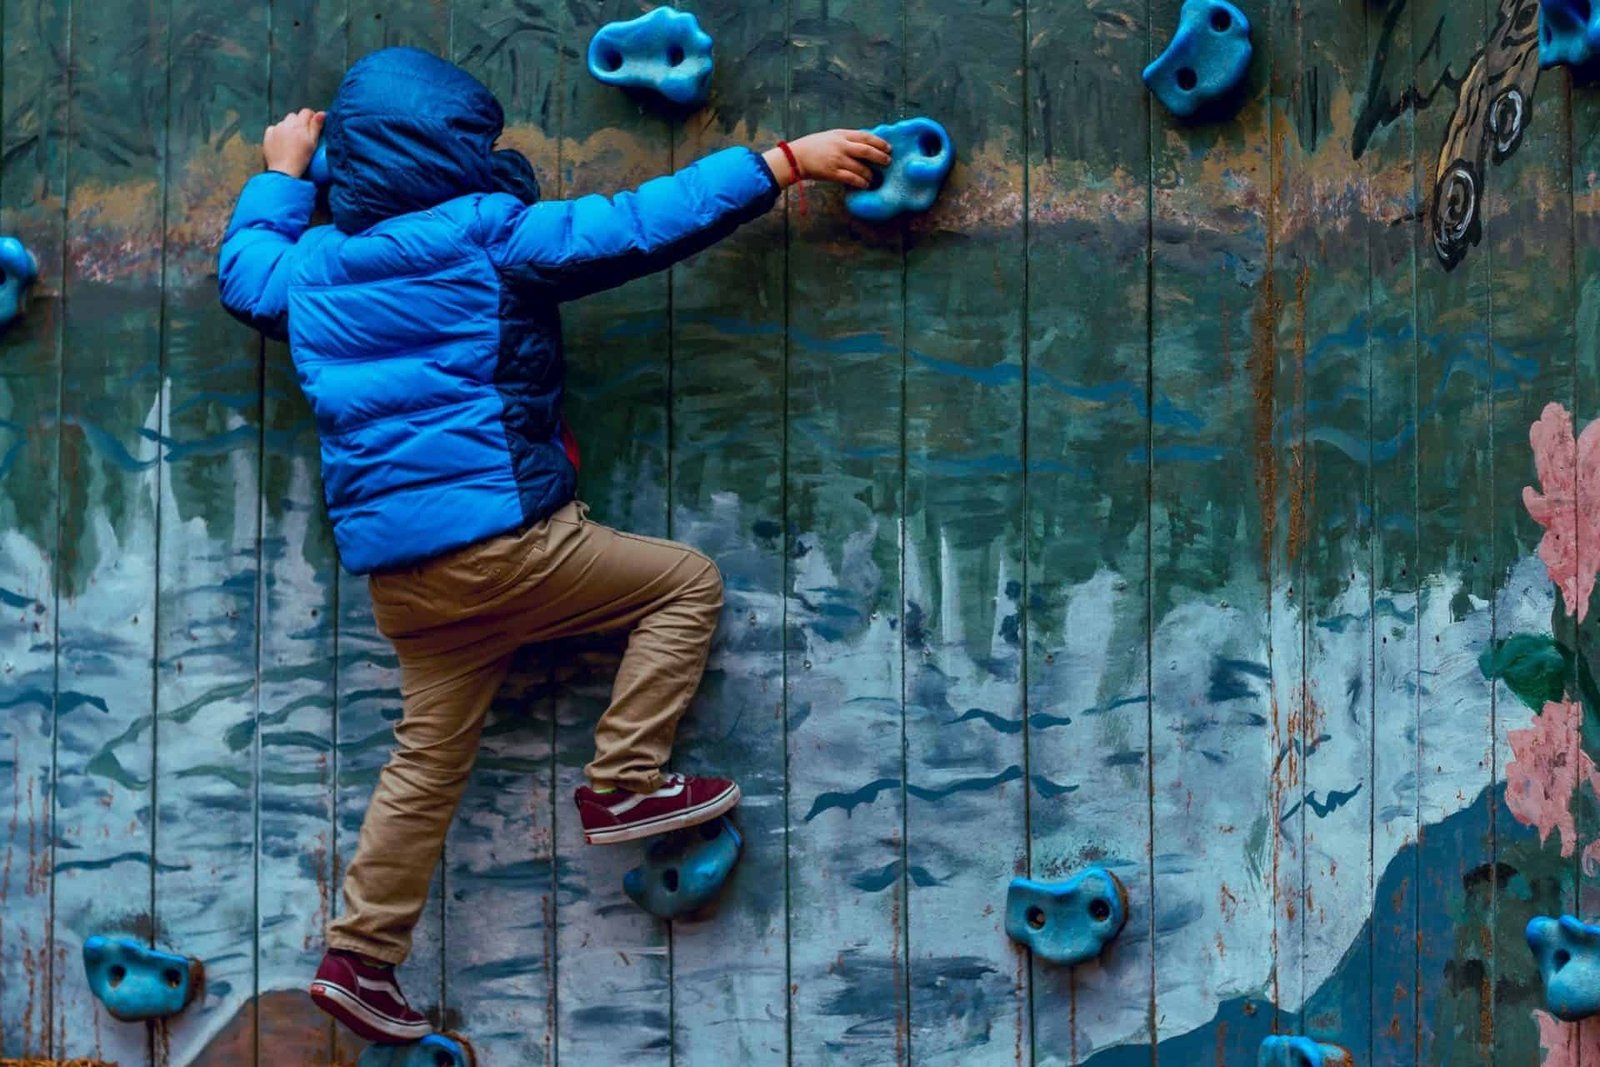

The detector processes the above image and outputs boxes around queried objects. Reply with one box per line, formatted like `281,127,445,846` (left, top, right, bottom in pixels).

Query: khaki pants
325,501,723,963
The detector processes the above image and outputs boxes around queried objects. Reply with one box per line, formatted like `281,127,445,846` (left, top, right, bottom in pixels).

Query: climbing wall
1,0,1597,1063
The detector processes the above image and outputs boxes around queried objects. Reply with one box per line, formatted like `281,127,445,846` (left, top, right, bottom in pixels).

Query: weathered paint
4,1,1600,1065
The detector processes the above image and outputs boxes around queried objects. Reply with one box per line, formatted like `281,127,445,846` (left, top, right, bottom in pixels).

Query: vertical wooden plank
1408,0,1494,1060
553,2,674,1062
151,0,271,1061
1146,0,1278,1057
0,0,67,1053
1265,0,1307,1035
1283,0,1379,1053
446,5,561,1060
898,0,1029,1062
1362,0,1422,1061
1483,2,1572,1063
784,0,909,1062
1574,41,1600,1066
350,0,449,53
667,0,790,1060
1023,0,1155,1063
254,1,347,1063
50,0,166,1061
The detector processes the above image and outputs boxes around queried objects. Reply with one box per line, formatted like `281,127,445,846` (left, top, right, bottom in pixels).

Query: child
218,47,889,1044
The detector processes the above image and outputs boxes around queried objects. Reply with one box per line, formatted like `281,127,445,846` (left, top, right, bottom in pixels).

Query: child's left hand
264,108,326,179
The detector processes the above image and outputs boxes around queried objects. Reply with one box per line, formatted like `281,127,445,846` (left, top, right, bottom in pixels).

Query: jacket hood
326,48,505,234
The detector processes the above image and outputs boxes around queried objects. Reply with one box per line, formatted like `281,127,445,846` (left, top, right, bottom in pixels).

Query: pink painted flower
1525,402,1600,622
1536,1008,1600,1065
1505,700,1599,857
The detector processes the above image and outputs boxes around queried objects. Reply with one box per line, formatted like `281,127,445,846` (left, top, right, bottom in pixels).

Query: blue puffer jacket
219,48,779,574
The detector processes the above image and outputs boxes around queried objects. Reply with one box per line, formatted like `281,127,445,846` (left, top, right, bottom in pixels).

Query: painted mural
1,0,1598,1065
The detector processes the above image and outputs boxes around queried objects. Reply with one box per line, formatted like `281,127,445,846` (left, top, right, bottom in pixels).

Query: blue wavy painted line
804,765,1025,820
1281,784,1363,824
65,415,158,472
0,585,42,610
54,850,186,874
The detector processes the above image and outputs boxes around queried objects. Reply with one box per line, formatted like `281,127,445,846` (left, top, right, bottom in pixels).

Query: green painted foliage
1480,633,1574,711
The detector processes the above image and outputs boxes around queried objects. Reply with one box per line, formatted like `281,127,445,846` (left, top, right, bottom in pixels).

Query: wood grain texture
1362,2,1422,1063
0,0,67,1054
783,1,911,1062
1408,0,1495,1059
1484,1,1573,1061
552,2,674,1063
50,0,169,1059
1023,3,1155,1063
152,0,271,1060
900,0,1029,1063
667,0,790,1060
1146,0,1279,1057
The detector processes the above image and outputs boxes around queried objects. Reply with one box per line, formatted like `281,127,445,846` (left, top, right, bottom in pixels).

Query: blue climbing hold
1540,0,1600,71
358,1033,475,1067
844,117,954,222
0,236,39,333
587,7,714,107
81,935,202,1022
623,816,742,920
309,144,330,187
1528,914,1600,1020
1257,1035,1353,1066
1004,867,1128,966
1144,0,1254,120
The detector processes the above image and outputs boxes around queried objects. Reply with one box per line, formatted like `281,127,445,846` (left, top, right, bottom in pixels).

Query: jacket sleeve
217,171,318,341
483,147,780,302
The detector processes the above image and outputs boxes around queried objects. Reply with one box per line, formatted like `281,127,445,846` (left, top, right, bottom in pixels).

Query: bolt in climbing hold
587,8,715,108
1540,0,1600,72
844,117,954,223
1257,1035,1353,1066
81,935,203,1022
357,1032,476,1067
1004,866,1128,966
623,815,743,920
1528,915,1600,1021
1144,0,1254,120
0,237,39,333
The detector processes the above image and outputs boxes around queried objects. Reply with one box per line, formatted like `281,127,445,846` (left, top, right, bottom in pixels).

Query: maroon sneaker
575,773,741,844
308,949,432,1044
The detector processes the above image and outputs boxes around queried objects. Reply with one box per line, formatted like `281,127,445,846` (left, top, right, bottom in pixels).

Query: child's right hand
264,108,327,179
766,130,892,189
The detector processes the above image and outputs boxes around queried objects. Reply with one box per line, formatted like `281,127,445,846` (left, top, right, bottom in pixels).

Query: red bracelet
776,141,807,215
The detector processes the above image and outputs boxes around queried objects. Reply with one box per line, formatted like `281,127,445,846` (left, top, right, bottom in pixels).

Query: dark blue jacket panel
218,48,778,574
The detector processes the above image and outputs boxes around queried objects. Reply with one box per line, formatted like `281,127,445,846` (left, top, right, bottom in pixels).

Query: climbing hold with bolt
357,1032,476,1067
623,816,742,920
1257,1036,1354,1066
1528,915,1600,1020
81,935,203,1022
587,8,715,107
844,117,954,222
1144,0,1254,120
1004,866,1128,966
0,237,39,333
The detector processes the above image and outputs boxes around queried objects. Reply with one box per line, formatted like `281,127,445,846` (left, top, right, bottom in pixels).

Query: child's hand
263,108,326,179
765,130,892,189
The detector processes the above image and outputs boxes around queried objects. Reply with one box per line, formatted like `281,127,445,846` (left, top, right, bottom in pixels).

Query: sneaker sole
584,783,741,845
309,980,434,1044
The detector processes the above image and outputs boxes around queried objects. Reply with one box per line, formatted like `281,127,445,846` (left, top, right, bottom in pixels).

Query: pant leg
484,503,725,791
325,557,514,963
